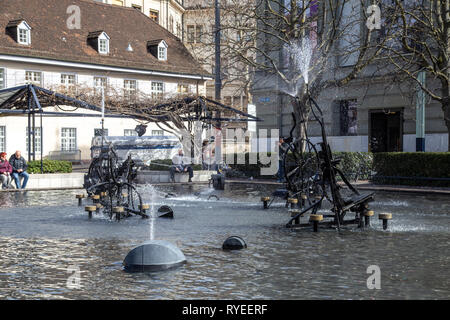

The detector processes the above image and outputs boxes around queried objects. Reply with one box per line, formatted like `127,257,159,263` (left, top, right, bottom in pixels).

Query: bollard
289,209,301,225
91,194,100,204
76,194,85,206
301,194,307,207
364,210,374,227
309,214,323,232
139,204,150,215
113,206,125,221
85,205,97,219
288,198,298,209
379,213,392,230
95,203,103,213
261,196,270,209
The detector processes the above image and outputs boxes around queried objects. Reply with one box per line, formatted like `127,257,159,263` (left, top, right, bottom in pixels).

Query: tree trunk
291,94,311,149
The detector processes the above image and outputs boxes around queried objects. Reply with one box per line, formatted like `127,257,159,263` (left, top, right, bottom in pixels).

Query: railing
48,150,82,163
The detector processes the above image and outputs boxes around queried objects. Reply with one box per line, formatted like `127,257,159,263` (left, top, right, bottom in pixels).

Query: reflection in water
0,186,449,299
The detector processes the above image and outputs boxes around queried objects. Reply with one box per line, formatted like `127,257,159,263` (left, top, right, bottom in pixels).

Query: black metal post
32,111,36,161
215,0,221,102
40,112,43,173
214,0,222,168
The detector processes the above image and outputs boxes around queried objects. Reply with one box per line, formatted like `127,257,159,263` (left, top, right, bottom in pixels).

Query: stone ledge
137,170,215,184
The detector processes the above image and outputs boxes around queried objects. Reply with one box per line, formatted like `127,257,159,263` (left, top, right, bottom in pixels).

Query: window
94,128,108,137
0,68,5,89
18,24,31,45
339,100,358,136
132,4,142,11
99,38,109,54
112,0,124,6
124,129,138,136
26,127,41,154
61,74,76,95
187,25,195,43
25,71,42,85
0,126,5,152
158,46,167,60
124,80,137,101
151,82,164,100
169,16,174,33
195,25,203,43
61,128,77,151
176,22,181,38
151,130,164,136
94,76,107,94
150,10,159,23
177,84,189,94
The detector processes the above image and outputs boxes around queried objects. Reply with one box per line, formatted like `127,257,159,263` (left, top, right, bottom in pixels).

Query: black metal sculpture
283,93,374,231
83,141,147,220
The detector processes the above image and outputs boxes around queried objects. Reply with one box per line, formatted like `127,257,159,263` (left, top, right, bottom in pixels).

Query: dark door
370,110,403,152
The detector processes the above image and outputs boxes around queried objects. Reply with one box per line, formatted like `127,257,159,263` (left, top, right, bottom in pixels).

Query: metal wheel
283,138,324,205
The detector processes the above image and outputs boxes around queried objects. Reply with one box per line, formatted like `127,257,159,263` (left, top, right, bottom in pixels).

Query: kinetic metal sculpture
282,93,375,231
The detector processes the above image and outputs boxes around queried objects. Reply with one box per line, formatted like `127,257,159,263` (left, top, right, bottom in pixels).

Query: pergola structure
0,84,261,172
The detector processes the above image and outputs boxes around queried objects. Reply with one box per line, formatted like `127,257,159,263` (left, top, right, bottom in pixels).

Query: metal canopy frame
0,84,261,172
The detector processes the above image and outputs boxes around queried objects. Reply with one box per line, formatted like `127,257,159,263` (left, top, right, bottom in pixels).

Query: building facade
183,0,254,150
94,0,185,38
0,0,211,160
251,0,449,153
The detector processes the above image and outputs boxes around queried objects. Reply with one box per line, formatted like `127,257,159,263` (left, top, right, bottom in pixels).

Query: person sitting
170,149,193,183
9,150,29,189
0,152,12,189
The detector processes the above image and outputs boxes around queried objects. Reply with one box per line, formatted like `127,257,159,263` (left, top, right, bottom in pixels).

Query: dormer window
6,20,31,45
147,39,168,61
87,31,110,55
158,46,167,60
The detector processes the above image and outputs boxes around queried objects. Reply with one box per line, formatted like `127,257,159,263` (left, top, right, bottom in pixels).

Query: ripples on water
0,185,449,299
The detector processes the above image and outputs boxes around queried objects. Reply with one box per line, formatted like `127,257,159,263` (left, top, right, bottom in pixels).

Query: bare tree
187,0,396,139
376,0,450,150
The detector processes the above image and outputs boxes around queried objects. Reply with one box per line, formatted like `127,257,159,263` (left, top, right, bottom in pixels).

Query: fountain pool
0,183,449,299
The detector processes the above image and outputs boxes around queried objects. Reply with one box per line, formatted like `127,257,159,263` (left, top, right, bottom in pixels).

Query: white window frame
123,79,137,100
0,68,5,89
17,21,31,45
61,128,77,152
97,32,110,55
25,70,42,86
157,41,168,61
0,126,6,153
93,76,107,94
124,129,138,136
151,130,164,136
151,81,164,100
61,73,77,94
26,126,42,154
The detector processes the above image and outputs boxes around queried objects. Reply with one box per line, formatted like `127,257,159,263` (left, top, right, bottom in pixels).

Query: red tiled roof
0,0,211,78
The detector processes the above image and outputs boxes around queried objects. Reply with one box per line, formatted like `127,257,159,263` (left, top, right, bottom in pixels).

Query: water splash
282,37,313,97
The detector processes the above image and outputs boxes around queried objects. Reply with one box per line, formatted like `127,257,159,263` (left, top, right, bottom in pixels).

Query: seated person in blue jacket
9,150,29,189
170,149,193,183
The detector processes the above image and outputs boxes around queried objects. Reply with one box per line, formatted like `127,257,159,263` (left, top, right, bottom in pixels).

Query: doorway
369,109,403,152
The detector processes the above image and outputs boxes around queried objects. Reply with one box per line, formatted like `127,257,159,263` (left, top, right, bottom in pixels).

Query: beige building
0,0,211,160
183,1,254,150
94,0,185,38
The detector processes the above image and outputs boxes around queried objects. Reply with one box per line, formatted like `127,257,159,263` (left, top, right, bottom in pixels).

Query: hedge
28,160,72,174
225,152,374,181
372,152,450,187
